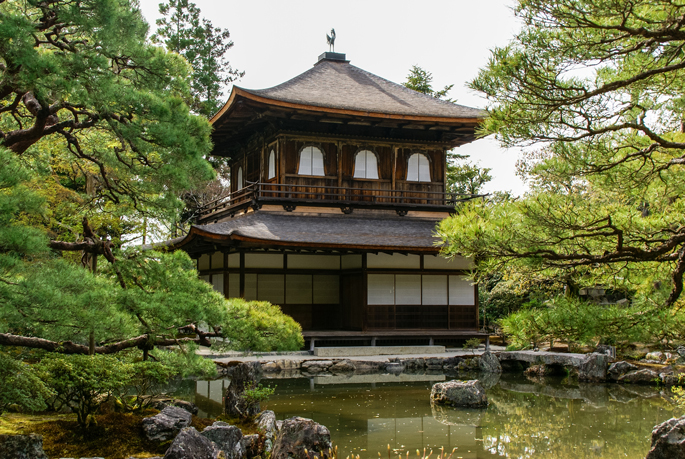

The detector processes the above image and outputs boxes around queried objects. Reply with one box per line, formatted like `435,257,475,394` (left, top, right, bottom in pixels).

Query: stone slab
313,345,445,357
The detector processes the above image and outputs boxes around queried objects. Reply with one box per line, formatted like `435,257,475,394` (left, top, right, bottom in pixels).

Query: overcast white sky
138,0,528,195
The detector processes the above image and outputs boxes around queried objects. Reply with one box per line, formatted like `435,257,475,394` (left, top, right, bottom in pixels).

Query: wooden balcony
197,182,483,222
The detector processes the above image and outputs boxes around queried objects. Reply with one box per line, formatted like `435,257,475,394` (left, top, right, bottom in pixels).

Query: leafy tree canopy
0,0,302,358
403,65,454,101
438,0,685,310
152,0,244,117
403,65,492,196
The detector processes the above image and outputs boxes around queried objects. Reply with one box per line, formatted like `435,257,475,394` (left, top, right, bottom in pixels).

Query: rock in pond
0,434,48,459
618,369,660,385
478,351,502,374
271,416,333,459
164,427,218,459
143,405,192,442
224,362,262,419
430,380,488,408
256,410,278,452
201,421,243,459
607,361,639,381
578,352,609,382
646,415,685,459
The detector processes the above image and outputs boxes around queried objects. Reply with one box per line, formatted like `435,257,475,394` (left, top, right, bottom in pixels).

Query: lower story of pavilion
170,211,483,346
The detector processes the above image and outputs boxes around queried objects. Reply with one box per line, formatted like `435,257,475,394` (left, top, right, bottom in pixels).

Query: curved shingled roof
231,59,484,120
173,212,443,252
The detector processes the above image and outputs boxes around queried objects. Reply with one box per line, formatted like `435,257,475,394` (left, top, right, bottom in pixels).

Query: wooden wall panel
341,274,364,330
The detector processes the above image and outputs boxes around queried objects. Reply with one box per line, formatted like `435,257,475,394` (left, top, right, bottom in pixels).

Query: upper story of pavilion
198,52,485,223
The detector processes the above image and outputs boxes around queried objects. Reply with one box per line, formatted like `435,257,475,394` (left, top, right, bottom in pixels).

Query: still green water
188,372,676,459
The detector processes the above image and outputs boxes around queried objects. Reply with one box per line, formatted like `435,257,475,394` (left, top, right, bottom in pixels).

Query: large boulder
148,397,199,415
224,362,262,418
430,380,488,408
142,405,192,442
240,434,262,458
271,417,332,459
646,415,685,459
256,410,278,452
661,373,682,386
0,434,48,459
164,427,218,459
618,368,660,385
478,351,502,374
578,352,608,382
201,422,243,459
607,361,638,381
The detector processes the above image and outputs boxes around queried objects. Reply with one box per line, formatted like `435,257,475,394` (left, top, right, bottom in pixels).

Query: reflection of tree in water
480,384,672,458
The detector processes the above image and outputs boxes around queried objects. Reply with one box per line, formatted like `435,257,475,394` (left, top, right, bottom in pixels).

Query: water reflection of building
194,375,483,458
192,374,674,459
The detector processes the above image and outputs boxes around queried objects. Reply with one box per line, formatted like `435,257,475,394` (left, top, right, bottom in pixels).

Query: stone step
312,345,445,357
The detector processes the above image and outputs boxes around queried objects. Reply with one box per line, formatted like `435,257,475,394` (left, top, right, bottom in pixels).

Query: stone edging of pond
219,350,684,386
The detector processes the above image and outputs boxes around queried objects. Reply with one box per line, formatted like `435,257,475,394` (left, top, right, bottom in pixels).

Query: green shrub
114,347,217,412
462,338,482,354
242,383,275,405
220,299,304,352
38,354,134,429
0,352,54,414
500,295,685,349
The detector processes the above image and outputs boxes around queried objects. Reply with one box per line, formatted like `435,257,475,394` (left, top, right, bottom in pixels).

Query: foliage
0,353,54,414
38,354,135,429
478,270,564,328
500,295,685,350
403,65,454,101
403,65,491,197
445,155,492,196
242,383,275,405
672,384,685,413
439,0,685,311
220,299,304,352
462,338,482,354
0,0,303,360
113,347,216,412
152,0,244,117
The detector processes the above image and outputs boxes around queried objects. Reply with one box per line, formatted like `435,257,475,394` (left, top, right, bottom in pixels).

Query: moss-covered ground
0,410,216,459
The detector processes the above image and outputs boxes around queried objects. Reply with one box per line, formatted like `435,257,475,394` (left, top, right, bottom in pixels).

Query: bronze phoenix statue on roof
327,28,336,52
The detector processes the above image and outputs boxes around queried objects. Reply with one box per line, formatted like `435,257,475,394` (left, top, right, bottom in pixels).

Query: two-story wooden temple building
171,51,487,349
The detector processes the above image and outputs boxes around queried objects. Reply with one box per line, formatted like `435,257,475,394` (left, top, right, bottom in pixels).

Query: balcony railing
197,182,484,221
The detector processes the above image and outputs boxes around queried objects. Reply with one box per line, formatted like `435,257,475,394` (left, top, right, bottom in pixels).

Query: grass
0,409,216,459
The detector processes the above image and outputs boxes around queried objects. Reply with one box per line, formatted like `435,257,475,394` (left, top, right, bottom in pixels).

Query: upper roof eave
211,87,485,127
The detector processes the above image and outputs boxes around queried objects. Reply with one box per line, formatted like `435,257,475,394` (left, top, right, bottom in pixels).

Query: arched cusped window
407,153,431,182
236,167,243,190
353,150,379,179
298,146,325,176
267,150,276,179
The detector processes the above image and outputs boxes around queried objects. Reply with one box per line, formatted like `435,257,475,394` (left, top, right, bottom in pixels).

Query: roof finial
326,28,336,52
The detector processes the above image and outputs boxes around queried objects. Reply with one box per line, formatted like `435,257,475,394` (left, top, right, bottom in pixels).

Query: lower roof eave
171,229,442,256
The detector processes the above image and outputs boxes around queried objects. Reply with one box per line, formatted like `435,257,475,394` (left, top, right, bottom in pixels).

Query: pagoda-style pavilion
172,51,487,348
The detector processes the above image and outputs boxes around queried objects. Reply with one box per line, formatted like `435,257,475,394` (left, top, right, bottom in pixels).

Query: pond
181,371,676,459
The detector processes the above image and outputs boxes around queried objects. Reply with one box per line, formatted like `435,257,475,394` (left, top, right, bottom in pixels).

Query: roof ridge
232,59,484,120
